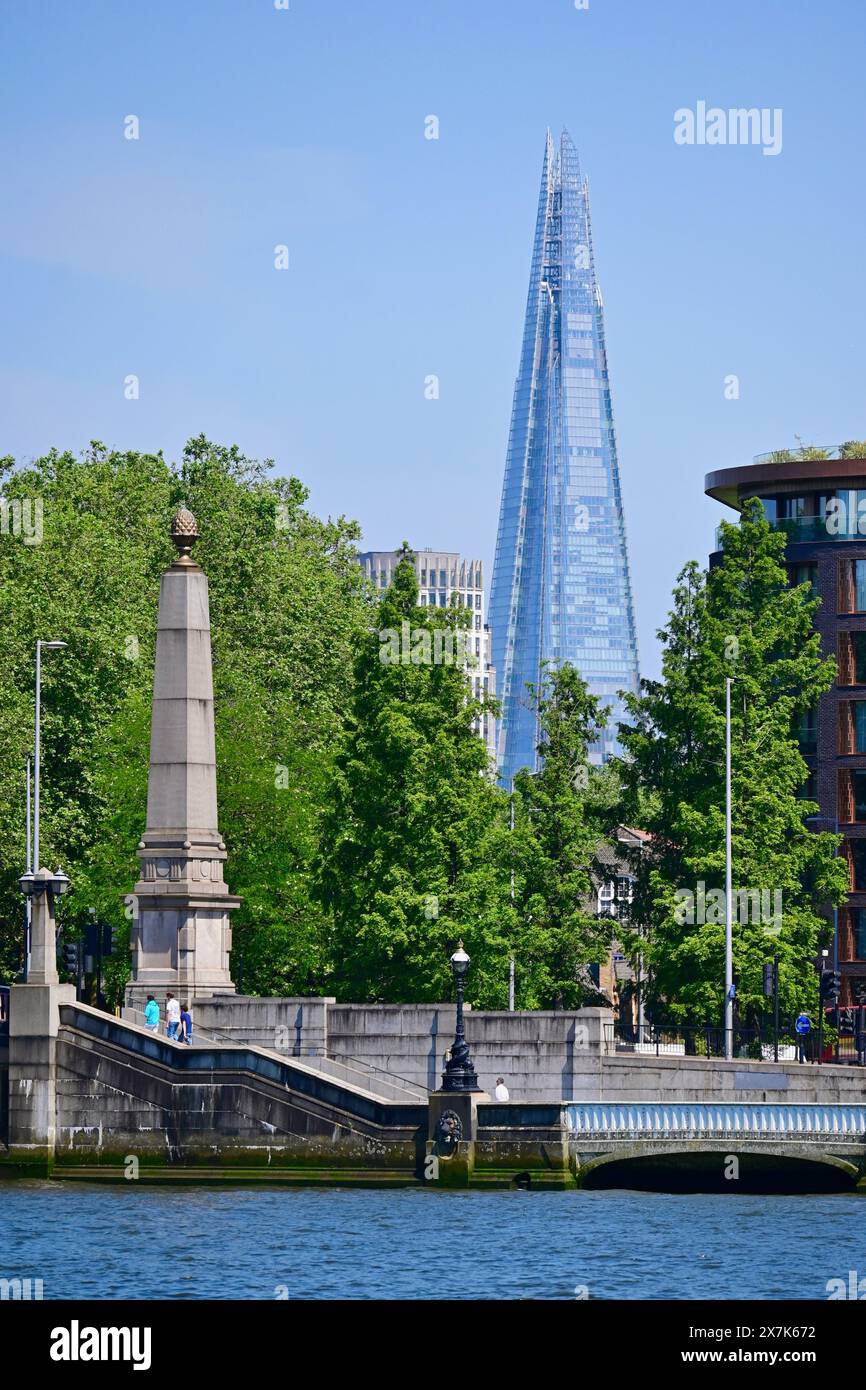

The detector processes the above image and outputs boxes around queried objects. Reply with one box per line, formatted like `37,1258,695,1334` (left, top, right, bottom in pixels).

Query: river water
2,1181,864,1300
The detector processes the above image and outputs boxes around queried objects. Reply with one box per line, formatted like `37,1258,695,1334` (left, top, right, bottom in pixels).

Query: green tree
0,438,367,995
510,663,613,1008
314,544,511,1004
615,499,847,1027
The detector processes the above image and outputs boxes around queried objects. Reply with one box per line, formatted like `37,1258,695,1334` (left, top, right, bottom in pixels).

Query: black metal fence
608,1017,866,1065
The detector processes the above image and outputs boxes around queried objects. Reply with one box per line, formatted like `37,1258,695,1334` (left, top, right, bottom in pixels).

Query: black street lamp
19,867,71,900
441,941,480,1092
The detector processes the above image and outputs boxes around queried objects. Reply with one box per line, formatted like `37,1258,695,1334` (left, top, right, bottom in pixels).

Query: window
852,841,866,891
597,881,615,917
840,769,866,823
840,560,866,613
838,632,866,685
615,875,634,919
778,496,808,519
796,707,817,754
790,561,818,595
854,909,866,959
798,769,818,801
840,701,866,754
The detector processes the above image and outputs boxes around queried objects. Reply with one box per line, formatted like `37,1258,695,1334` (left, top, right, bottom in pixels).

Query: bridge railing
609,1019,866,1065
566,1100,866,1139
609,1022,807,1062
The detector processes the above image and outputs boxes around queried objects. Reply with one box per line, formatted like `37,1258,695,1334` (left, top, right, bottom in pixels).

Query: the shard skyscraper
489,129,639,785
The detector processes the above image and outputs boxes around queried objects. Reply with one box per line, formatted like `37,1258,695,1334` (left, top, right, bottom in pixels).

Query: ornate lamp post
21,639,67,982
34,639,68,877
441,941,480,1092
19,867,72,985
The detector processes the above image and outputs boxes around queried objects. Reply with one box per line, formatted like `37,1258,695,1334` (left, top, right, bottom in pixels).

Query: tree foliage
0,437,367,997
313,544,511,1004
615,499,847,1026
511,663,613,1008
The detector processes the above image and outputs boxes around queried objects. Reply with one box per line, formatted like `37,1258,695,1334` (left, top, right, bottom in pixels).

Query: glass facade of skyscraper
489,129,640,785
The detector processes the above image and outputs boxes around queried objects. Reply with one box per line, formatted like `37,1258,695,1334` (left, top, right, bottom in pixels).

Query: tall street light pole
22,756,32,982
725,676,734,1061
33,639,67,876
509,777,515,1011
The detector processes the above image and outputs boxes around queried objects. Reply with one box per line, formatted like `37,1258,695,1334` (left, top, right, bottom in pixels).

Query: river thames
3,1182,864,1300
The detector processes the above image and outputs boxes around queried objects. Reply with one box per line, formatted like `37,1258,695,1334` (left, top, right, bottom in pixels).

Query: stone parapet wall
188,997,866,1105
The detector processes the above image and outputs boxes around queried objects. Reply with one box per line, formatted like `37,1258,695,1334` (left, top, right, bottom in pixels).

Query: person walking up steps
180,1002,193,1046
165,992,181,1040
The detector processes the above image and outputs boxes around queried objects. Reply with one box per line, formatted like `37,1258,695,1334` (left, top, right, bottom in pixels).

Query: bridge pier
6,982,76,1175
426,1092,483,1187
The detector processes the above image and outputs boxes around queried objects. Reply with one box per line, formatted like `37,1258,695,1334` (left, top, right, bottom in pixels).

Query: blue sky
2,0,865,677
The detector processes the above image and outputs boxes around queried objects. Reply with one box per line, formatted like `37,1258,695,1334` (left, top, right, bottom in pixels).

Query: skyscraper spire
489,130,639,783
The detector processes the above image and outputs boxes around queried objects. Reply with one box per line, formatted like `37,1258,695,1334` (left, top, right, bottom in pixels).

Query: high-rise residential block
358,548,497,767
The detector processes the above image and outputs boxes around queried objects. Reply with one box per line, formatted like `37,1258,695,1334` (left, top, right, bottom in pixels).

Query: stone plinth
26,872,60,985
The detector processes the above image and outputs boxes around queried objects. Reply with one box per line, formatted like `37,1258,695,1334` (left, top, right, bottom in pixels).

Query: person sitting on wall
494,1077,510,1101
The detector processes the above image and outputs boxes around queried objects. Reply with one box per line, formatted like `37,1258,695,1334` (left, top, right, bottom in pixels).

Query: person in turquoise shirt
144,995,159,1033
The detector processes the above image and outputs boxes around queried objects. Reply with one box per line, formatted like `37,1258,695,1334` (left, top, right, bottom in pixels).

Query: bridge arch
576,1142,861,1193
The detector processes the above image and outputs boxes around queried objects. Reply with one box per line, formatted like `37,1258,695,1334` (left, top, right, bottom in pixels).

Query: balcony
753,443,866,466
715,514,866,551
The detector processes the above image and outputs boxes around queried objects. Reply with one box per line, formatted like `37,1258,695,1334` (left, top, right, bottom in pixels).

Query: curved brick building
706,447,866,1003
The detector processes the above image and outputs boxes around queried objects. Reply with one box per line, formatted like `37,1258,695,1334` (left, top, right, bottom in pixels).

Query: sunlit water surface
2,1182,862,1300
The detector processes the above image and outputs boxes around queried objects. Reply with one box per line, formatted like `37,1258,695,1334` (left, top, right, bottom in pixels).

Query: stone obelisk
126,507,239,1010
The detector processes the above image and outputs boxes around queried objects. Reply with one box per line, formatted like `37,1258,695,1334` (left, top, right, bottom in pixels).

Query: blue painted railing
565,1102,866,1140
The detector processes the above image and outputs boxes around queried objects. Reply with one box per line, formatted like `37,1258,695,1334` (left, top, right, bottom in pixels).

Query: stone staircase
120,1005,427,1104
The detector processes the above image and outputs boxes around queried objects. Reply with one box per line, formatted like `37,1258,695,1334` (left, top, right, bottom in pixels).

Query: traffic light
102,922,120,956
840,1007,856,1037
62,940,80,977
762,961,776,998
853,979,866,1006
820,970,842,1002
